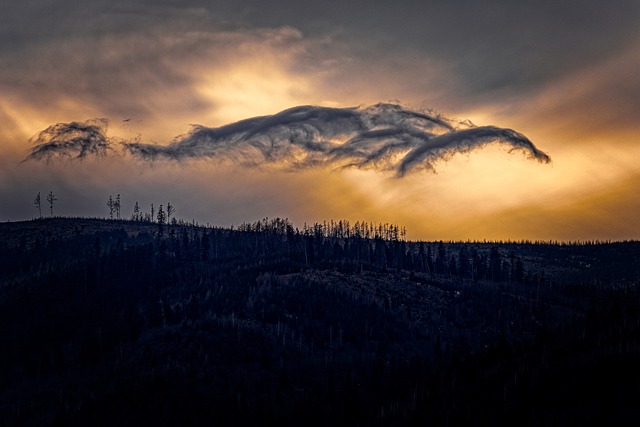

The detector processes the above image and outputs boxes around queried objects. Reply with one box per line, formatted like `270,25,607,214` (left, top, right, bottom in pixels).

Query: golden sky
1,1,639,241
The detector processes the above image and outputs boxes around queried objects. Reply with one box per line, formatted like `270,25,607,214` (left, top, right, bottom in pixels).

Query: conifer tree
157,204,166,225
46,191,57,217
167,202,174,224
34,192,42,219
115,194,121,219
458,245,470,279
107,195,114,219
132,201,140,221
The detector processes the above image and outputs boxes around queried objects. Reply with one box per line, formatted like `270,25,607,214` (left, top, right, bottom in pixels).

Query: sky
1,0,640,241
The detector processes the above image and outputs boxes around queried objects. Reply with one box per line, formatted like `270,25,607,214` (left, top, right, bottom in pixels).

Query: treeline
0,216,536,286
201,218,528,284
237,217,407,241
196,223,522,286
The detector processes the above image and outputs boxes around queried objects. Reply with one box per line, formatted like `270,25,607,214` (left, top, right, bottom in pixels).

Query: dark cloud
24,118,113,162
121,103,550,175
175,0,640,96
3,1,638,99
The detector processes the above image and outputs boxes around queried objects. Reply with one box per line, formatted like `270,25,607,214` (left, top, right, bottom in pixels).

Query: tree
155,204,166,237
458,245,470,279
115,194,121,220
34,192,42,219
426,245,434,275
489,247,502,282
435,241,447,274
510,252,525,283
107,196,114,219
167,202,174,224
200,232,210,261
157,204,166,225
46,191,57,217
448,253,457,276
470,248,481,281
132,201,140,221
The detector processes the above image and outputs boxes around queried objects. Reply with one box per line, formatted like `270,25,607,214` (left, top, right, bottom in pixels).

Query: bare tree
46,191,57,217
34,192,42,219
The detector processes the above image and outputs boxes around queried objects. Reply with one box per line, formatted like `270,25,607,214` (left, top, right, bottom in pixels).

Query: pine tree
46,191,57,217
157,204,166,225
132,201,140,221
166,202,174,224
490,247,502,282
435,241,446,274
107,195,114,219
156,205,166,237
458,245,470,279
448,253,457,276
115,194,121,219
34,192,42,219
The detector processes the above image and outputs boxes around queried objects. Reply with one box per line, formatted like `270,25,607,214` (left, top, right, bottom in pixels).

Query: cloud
122,103,550,175
24,103,550,176
24,118,113,162
396,126,550,176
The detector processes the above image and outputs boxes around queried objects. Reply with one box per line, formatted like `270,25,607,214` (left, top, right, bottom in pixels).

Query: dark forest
1,217,639,426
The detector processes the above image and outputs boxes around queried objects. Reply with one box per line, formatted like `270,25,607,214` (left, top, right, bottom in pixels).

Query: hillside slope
1,218,639,426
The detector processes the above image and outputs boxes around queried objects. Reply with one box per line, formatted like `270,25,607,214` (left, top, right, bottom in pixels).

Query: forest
1,216,639,426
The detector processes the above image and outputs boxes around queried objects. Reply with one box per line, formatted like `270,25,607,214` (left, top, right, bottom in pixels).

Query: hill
1,218,639,426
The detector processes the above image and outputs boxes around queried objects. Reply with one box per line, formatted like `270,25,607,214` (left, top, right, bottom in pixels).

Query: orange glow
196,59,313,126
2,28,640,241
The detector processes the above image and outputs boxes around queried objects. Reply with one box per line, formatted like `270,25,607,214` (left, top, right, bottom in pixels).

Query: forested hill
1,218,639,426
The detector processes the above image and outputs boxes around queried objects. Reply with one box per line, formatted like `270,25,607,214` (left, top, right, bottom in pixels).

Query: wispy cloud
123,103,550,175
26,103,550,176
395,125,550,176
24,118,113,162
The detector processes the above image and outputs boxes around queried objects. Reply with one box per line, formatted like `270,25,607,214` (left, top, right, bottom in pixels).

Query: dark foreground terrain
1,218,639,426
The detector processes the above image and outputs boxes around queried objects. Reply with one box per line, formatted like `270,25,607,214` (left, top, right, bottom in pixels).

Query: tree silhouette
157,204,166,225
157,204,166,236
46,191,57,217
489,247,502,282
167,202,174,224
107,196,114,219
435,241,447,274
34,192,42,219
132,201,140,221
458,245,470,280
115,194,121,220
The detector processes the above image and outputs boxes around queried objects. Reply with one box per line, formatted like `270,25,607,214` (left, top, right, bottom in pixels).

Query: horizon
4,215,638,246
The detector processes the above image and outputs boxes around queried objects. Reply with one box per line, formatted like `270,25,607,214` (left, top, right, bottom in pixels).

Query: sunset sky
2,0,639,241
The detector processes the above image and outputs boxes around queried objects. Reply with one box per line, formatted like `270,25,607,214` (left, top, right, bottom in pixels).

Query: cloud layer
26,103,550,176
